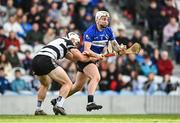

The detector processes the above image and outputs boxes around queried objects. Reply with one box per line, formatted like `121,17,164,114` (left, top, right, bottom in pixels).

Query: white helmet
67,32,80,44
95,11,110,21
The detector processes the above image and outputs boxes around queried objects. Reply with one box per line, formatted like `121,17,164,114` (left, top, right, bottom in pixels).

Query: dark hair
15,69,21,73
0,67,4,71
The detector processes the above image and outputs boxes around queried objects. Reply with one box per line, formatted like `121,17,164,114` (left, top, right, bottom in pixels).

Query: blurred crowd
112,0,180,61
0,0,180,96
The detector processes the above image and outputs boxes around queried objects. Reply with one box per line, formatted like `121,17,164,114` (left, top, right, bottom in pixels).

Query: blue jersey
81,24,115,54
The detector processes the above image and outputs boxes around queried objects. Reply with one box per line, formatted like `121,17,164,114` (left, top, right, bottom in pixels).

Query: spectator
114,73,127,92
15,8,24,24
0,3,8,26
140,53,157,76
144,73,158,95
131,29,142,44
162,0,179,20
43,28,55,44
3,15,24,37
83,13,94,30
11,69,30,93
20,15,32,39
163,17,178,43
128,70,143,93
36,4,46,25
48,2,60,22
26,23,44,46
0,26,7,53
157,51,174,76
0,67,11,94
5,45,21,68
6,0,16,16
99,60,108,71
54,21,62,35
136,49,145,65
141,36,153,56
27,6,41,24
58,8,71,27
157,9,169,49
116,56,125,73
41,0,53,12
97,0,108,11
68,2,75,17
99,70,109,91
42,16,55,32
159,74,175,94
135,0,150,26
173,26,180,64
116,29,130,47
16,0,32,13
146,1,160,40
5,31,20,50
122,54,141,75
0,53,13,77
74,7,87,33
151,48,160,65
123,0,136,22
107,63,118,91
111,13,126,36
22,50,33,75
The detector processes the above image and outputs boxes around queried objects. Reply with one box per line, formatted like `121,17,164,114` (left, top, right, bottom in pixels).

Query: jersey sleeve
107,27,116,41
83,29,93,42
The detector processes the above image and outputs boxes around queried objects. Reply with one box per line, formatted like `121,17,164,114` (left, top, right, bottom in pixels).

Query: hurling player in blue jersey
67,11,125,111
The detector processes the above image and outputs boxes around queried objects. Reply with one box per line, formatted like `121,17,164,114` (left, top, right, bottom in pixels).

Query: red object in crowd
110,80,117,91
157,59,174,76
5,37,20,50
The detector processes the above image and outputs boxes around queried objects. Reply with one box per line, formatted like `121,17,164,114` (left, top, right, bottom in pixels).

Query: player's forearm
111,40,120,52
84,48,99,57
69,49,93,62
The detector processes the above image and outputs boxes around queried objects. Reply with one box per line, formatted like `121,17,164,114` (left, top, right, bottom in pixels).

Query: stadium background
0,0,180,119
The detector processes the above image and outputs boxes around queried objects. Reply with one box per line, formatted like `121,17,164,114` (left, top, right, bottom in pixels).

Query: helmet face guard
67,32,80,45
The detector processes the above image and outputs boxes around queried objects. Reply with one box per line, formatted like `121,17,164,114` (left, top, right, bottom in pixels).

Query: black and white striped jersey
36,37,76,60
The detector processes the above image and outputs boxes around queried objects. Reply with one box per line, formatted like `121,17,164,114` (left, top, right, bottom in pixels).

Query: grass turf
0,115,180,123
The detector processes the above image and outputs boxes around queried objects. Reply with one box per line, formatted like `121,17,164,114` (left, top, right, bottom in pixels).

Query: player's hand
82,51,91,56
117,44,127,55
97,54,104,60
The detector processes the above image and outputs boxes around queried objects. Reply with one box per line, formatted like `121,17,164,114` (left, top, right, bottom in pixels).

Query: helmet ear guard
67,32,80,44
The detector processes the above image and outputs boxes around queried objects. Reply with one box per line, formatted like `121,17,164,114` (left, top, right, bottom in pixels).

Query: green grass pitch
0,115,180,123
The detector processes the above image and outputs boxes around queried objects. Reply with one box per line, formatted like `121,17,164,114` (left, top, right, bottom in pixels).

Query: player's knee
91,74,101,82
65,81,72,90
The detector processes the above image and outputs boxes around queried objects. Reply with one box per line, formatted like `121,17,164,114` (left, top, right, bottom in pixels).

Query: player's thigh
83,63,100,80
37,75,52,87
48,66,72,85
74,71,88,89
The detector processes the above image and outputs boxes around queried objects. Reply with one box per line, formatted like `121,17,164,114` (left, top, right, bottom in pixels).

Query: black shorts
32,55,58,76
76,61,96,72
